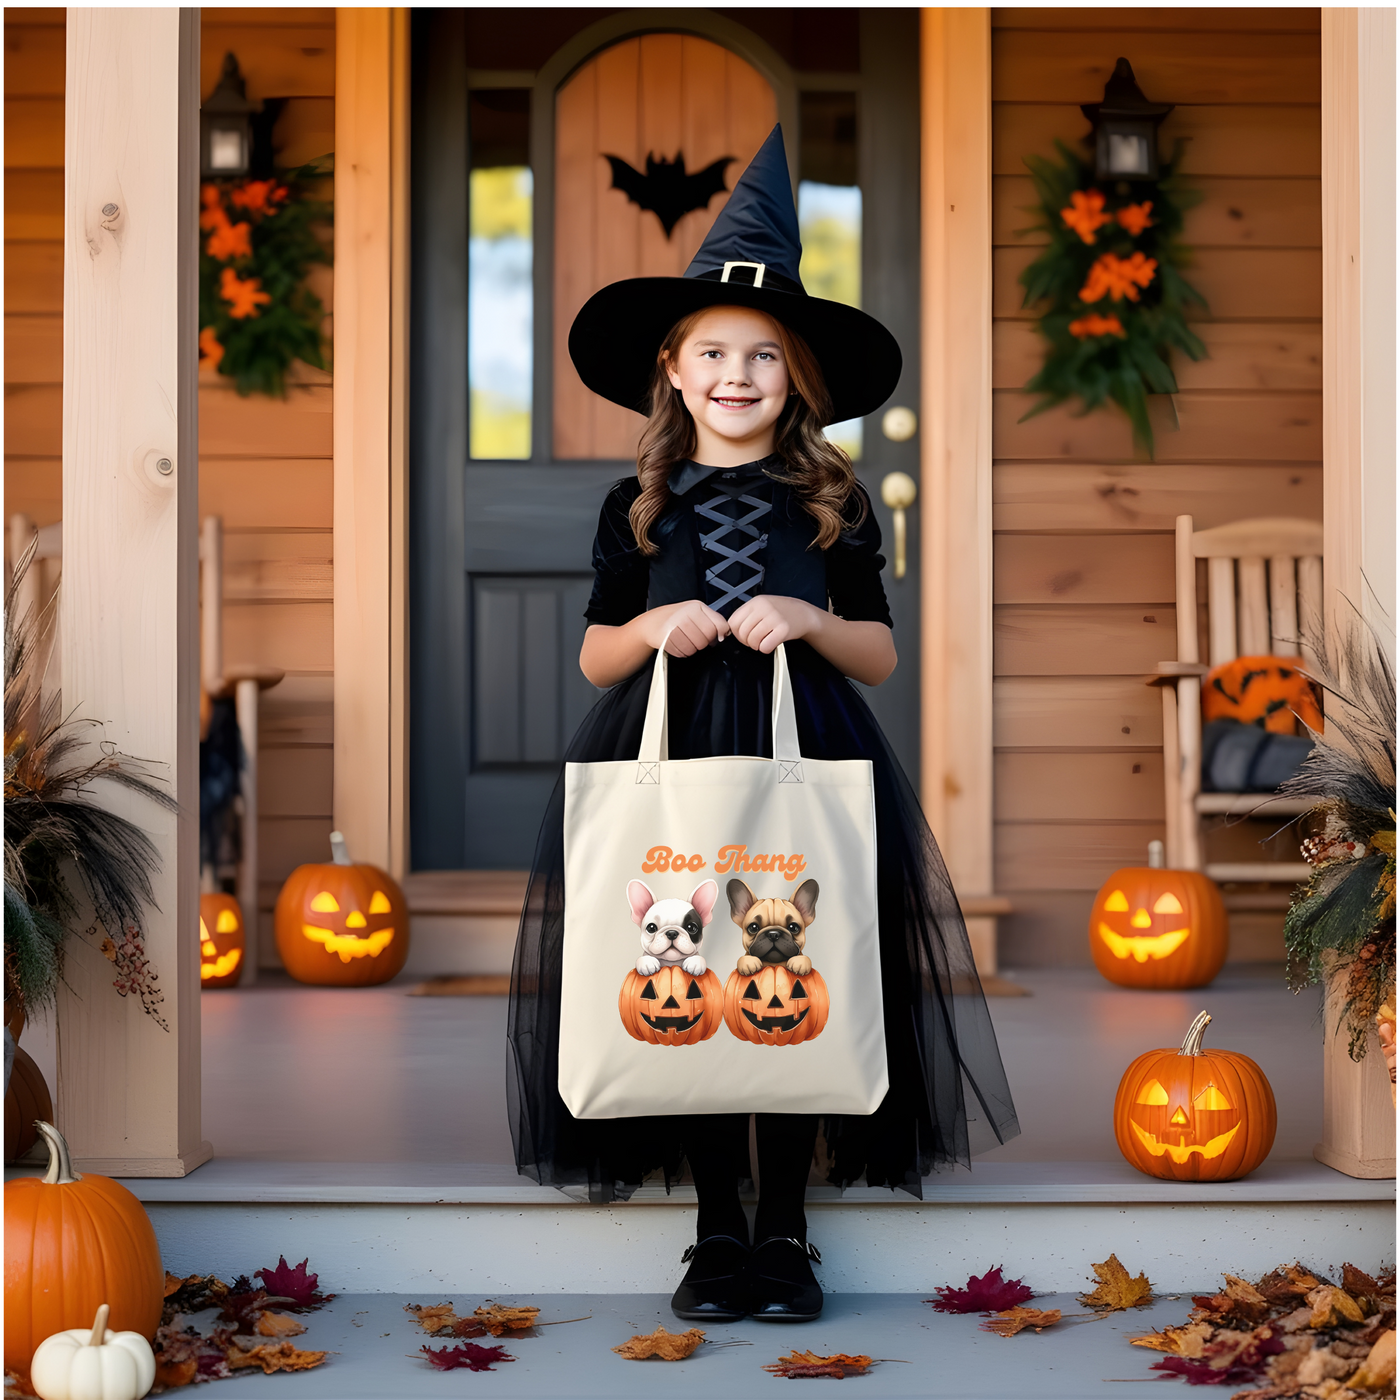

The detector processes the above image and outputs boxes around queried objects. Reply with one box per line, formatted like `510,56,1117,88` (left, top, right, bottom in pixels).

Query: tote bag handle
637,635,801,765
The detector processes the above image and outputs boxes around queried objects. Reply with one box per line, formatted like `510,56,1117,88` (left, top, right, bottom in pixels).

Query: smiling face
1089,867,1227,990
722,964,829,1046
274,861,409,986
618,966,723,1046
198,892,245,989
664,306,791,465
1113,1035,1277,1183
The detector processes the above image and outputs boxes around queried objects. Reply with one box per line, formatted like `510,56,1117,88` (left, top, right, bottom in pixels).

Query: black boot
745,1237,823,1321
670,1234,751,1323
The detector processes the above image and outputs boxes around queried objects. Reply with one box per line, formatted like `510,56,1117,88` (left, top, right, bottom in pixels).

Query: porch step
116,1291,1301,1399
123,1159,1392,1295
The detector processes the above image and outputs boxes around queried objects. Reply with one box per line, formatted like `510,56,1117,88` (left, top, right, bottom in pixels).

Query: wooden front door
410,11,922,871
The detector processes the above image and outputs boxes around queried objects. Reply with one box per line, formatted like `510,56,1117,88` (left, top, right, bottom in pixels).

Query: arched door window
552,35,778,460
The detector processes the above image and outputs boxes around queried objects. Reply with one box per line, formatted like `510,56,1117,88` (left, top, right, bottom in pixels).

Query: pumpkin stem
88,1303,110,1347
329,830,353,866
1180,1010,1212,1056
36,1119,82,1185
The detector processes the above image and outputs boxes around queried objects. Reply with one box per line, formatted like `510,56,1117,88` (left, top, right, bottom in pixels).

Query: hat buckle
720,261,766,288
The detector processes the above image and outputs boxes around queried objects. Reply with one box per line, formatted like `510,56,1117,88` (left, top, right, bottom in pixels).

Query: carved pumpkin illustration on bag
274,833,409,986
723,964,830,1046
618,966,724,1046
1089,866,1227,989
198,892,245,988
1113,1011,1276,1182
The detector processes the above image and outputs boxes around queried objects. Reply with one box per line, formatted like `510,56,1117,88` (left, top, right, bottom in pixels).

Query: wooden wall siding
552,35,778,461
1,8,337,969
991,8,1322,965
4,8,65,528
194,7,336,965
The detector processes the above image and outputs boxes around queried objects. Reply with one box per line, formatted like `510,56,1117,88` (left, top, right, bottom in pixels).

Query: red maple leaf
255,1257,335,1311
1149,1356,1261,1386
927,1266,1035,1314
420,1343,515,1373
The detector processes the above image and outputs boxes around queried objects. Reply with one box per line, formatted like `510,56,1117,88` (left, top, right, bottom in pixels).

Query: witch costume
508,127,1018,1318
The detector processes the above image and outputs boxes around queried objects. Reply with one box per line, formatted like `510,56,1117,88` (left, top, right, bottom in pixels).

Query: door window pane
799,180,863,459
470,166,533,459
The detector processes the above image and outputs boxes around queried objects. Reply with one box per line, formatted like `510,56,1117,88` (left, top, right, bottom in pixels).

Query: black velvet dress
507,460,1020,1203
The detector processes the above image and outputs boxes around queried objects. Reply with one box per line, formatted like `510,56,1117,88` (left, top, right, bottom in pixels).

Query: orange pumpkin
199,892,246,989
4,1121,164,1373
1089,866,1227,989
1114,1011,1277,1182
723,965,830,1046
274,833,408,986
618,966,723,1046
4,1047,53,1164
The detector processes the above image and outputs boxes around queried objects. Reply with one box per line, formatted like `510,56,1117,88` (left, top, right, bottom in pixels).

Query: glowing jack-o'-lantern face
1089,867,1227,990
198,892,245,989
274,854,409,987
1113,1011,1277,1182
722,965,829,1046
618,966,723,1046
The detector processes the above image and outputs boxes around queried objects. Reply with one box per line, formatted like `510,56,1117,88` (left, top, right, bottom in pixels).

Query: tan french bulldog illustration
728,878,819,977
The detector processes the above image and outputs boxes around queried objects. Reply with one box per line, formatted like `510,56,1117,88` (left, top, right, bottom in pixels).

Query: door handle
880,472,918,579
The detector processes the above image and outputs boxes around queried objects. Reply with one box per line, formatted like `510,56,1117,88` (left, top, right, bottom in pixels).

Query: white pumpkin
30,1305,155,1400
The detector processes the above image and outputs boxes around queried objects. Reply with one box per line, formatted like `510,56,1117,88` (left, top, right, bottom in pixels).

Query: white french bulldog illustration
627,878,718,978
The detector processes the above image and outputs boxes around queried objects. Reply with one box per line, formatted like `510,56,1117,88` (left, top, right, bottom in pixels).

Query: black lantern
1081,58,1174,183
201,53,258,179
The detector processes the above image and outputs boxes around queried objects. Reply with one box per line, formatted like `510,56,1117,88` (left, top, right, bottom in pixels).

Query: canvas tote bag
558,641,887,1118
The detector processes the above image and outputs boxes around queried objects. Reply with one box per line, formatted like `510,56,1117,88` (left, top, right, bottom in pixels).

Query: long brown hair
628,308,865,555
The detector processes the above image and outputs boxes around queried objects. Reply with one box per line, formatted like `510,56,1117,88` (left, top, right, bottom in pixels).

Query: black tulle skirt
507,639,1020,1200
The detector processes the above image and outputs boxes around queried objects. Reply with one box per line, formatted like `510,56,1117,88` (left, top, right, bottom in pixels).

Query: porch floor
195,964,1325,1173
119,1291,1242,1399
86,963,1382,1212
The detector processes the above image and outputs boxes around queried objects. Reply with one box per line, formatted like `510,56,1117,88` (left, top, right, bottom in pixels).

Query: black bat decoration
604,151,735,238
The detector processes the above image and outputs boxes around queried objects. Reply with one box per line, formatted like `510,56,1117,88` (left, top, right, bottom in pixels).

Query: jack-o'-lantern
618,966,723,1046
723,965,829,1046
1113,1010,1276,1182
199,892,245,989
1089,862,1226,989
274,832,409,986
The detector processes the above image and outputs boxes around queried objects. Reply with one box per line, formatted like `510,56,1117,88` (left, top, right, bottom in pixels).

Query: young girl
508,127,1018,1323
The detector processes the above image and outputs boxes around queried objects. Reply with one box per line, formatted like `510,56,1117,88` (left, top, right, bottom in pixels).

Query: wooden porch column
333,8,411,875
59,8,210,1175
1322,8,1396,658
919,10,998,968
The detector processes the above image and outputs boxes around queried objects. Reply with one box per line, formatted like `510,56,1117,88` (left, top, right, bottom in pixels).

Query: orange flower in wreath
220,266,271,319
1060,189,1112,245
1068,313,1127,340
1080,251,1157,304
199,184,226,231
206,217,252,262
230,179,287,215
1116,202,1155,237
198,326,224,370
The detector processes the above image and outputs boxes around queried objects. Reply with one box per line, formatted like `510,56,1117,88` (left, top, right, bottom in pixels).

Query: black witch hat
568,125,902,425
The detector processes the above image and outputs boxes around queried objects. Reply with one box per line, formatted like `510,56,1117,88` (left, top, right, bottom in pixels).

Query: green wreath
1017,140,1206,457
198,160,332,397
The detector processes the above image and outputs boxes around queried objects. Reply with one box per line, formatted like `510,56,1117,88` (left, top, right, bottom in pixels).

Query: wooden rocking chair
1153,514,1323,883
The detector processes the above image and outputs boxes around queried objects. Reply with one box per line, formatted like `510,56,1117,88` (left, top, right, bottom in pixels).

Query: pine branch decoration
1017,139,1207,458
1281,623,1396,1058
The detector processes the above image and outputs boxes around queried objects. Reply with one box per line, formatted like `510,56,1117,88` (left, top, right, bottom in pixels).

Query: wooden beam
333,8,410,874
1322,9,1395,659
920,10,995,911
58,7,210,1176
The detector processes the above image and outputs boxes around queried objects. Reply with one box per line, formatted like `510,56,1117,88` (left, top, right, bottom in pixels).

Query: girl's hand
728,595,823,654
639,599,730,657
